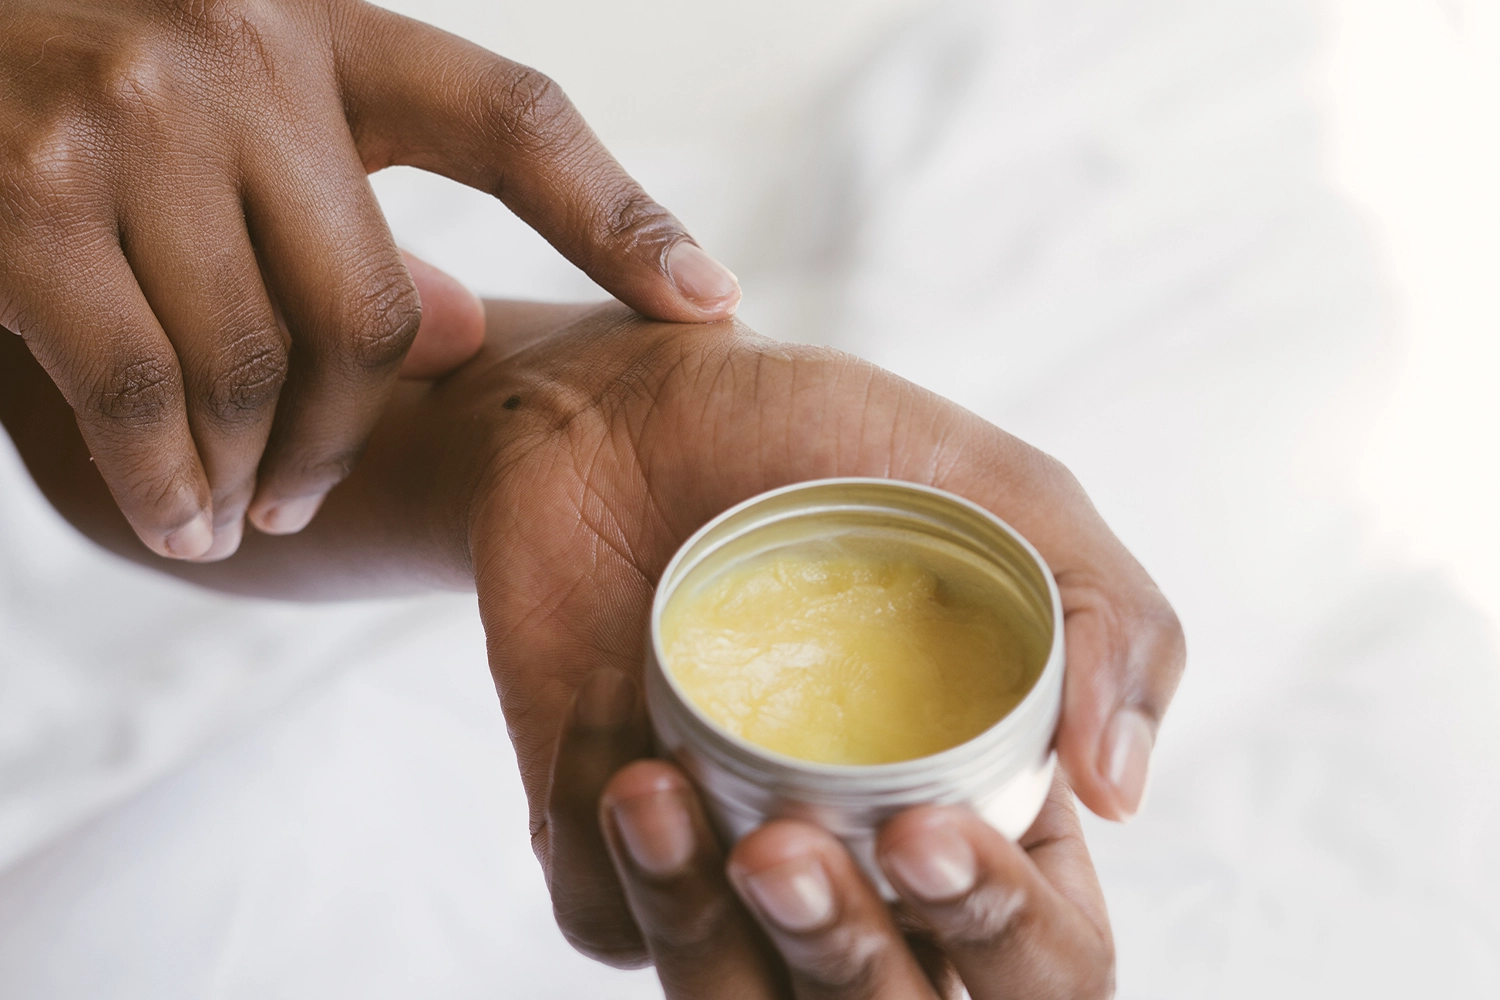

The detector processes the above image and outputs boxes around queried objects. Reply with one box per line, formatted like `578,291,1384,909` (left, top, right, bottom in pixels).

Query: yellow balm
660,538,1043,765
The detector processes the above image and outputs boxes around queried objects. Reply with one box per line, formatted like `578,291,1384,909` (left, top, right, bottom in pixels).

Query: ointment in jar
645,479,1064,892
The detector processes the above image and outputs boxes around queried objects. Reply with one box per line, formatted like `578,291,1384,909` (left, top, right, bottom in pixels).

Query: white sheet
2,1,1497,995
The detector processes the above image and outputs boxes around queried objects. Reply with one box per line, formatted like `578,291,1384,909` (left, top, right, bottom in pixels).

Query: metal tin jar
645,478,1064,892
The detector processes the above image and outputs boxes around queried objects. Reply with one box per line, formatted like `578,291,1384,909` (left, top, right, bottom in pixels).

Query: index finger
335,6,741,322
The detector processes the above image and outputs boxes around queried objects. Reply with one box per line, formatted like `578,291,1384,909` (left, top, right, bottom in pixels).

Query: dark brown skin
0,299,1182,995
0,0,740,563
598,750,1114,998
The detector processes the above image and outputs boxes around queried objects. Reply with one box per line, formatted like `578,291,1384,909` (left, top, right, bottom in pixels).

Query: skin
597,748,1114,998
0,0,740,563
0,297,1184,993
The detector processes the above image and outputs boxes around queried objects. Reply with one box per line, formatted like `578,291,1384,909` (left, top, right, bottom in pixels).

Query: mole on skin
661,537,1043,766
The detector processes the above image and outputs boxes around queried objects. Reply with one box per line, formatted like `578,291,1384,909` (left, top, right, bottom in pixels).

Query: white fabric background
1,0,1497,995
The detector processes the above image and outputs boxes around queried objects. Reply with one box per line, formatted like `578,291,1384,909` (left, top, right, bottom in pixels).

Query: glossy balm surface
660,537,1043,765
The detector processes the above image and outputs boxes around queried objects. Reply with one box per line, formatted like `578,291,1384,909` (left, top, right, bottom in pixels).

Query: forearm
0,300,585,600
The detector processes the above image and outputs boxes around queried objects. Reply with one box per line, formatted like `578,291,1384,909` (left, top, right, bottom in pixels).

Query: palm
463,306,1175,874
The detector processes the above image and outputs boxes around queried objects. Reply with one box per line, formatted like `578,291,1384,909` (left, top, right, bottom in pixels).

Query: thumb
337,8,741,323
398,250,486,379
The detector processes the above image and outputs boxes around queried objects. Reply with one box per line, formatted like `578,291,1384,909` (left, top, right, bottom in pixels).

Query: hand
461,304,1184,965
591,734,1113,998
394,251,485,380
0,298,1182,971
0,0,739,562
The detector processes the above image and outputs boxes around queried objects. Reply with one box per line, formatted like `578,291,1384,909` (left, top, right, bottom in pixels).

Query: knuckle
554,902,649,969
1029,445,1083,495
1055,936,1116,1000
161,0,278,70
117,457,205,527
1151,601,1186,662
642,895,735,965
1095,944,1118,999
597,186,680,256
1133,597,1187,714
87,356,181,428
345,269,422,371
268,444,363,494
201,332,288,424
789,926,886,993
6,20,169,119
0,120,98,221
79,37,177,121
479,62,576,152
143,461,203,513
940,882,1030,948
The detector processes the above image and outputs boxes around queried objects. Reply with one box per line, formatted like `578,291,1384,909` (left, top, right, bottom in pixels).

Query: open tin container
645,478,1064,894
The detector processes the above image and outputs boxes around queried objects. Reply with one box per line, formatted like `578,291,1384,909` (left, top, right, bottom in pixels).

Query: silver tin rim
648,477,1065,805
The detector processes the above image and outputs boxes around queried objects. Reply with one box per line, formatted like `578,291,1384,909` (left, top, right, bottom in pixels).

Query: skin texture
0,299,1183,993
597,753,1114,998
0,0,739,563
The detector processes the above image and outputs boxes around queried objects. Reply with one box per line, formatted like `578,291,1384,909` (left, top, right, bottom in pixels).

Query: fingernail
253,492,327,535
611,790,695,878
195,516,245,563
574,669,634,729
667,242,741,312
162,511,214,559
744,856,835,932
1101,708,1155,819
883,818,977,902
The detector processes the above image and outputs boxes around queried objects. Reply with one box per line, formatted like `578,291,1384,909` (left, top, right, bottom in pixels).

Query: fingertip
191,515,245,563
247,491,327,536
399,251,486,379
1058,602,1149,823
1098,707,1155,820
877,807,980,904
606,791,702,883
727,819,835,879
156,510,214,560
878,802,972,844
1059,704,1157,823
600,759,689,810
665,242,741,319
1059,746,1125,824
728,824,839,935
729,822,947,995
1058,579,1181,824
878,804,986,858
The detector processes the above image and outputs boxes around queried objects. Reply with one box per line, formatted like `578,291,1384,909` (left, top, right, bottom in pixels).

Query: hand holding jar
0,298,1183,991
459,304,1184,976
587,741,1114,999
